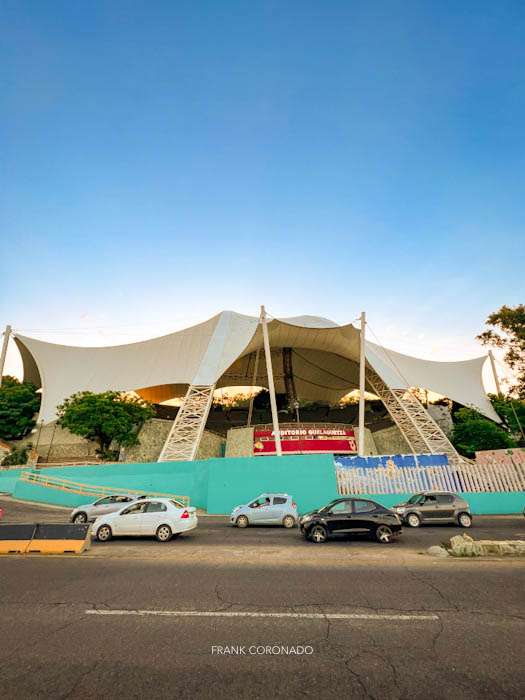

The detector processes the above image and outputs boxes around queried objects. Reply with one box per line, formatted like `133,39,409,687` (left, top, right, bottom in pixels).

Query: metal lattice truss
157,385,215,462
365,367,464,465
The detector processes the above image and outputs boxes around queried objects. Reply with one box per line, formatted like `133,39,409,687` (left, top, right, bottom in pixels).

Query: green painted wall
3,459,524,515
205,454,338,514
11,461,209,508
0,468,24,495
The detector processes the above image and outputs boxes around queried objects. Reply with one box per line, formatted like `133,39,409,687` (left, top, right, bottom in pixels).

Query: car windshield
320,500,340,511
407,494,424,504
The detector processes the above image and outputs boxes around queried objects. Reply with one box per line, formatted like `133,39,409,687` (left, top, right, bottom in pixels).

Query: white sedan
92,498,197,543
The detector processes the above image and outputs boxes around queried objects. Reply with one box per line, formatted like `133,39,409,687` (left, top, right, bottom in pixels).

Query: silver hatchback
394,491,472,528
70,494,139,523
230,493,298,528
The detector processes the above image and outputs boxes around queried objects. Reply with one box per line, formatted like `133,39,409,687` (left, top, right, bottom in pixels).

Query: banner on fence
334,454,460,493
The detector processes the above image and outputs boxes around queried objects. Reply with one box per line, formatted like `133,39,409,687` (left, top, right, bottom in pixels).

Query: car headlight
301,515,312,523
231,506,241,514
395,508,405,514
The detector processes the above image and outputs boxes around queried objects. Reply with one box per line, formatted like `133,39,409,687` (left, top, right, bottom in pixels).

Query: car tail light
181,510,189,519
292,502,297,510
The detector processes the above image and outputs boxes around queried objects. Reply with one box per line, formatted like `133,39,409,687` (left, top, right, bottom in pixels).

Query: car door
269,496,287,523
419,495,439,520
324,500,352,534
115,502,148,535
350,499,379,533
435,494,455,520
249,497,273,524
92,496,117,516
139,501,169,534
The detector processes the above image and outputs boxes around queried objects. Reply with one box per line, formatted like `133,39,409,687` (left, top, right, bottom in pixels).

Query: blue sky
1,0,524,384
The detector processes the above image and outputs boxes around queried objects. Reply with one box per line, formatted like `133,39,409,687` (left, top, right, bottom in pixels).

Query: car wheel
309,525,328,544
73,512,87,524
375,525,394,543
407,513,421,528
236,515,249,528
96,525,112,542
458,513,472,528
282,515,295,529
156,525,172,542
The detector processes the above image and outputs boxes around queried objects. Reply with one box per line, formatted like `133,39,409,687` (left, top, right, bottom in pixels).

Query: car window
353,500,376,514
121,503,148,515
250,498,269,508
114,495,131,503
437,495,454,504
407,494,423,504
146,501,167,513
273,497,287,505
95,497,112,506
422,495,437,504
170,500,184,508
330,501,351,513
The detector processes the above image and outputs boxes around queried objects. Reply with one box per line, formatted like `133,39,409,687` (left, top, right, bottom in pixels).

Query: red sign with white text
253,428,357,456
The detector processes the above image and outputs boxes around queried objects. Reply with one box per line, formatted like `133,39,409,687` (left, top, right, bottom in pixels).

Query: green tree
0,376,41,440
57,391,155,458
451,406,517,458
490,394,525,439
477,304,525,398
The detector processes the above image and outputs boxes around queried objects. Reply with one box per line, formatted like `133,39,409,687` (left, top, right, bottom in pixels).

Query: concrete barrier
0,524,36,553
0,523,91,554
26,523,91,553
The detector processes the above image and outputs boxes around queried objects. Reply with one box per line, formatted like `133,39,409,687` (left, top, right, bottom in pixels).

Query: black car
299,497,402,544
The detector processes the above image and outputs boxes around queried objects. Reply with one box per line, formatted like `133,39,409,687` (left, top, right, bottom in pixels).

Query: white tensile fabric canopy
13,310,498,424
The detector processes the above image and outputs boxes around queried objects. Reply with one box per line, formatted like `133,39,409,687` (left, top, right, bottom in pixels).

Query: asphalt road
2,497,525,554
1,497,525,699
1,555,524,700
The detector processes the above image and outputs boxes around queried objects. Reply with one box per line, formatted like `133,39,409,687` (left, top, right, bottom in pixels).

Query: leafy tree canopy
0,375,41,440
489,394,525,438
451,406,517,457
57,391,155,457
477,304,525,398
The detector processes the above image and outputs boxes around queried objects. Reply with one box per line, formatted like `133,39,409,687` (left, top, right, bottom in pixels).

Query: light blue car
230,493,298,528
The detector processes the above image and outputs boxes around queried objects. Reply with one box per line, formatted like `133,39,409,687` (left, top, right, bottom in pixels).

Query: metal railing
19,471,190,505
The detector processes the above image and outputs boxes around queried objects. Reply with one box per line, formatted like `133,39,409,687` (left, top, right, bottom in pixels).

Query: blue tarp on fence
335,454,449,469
334,454,461,492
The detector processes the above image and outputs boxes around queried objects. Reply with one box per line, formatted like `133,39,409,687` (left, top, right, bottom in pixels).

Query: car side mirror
326,509,333,516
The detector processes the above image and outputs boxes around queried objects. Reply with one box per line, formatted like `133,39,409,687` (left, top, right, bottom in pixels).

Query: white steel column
358,312,366,456
260,305,282,456
488,350,503,396
0,324,12,388
247,347,260,428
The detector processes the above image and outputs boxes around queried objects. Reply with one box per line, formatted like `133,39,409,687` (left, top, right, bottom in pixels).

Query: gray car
393,491,472,528
230,493,298,528
71,494,139,523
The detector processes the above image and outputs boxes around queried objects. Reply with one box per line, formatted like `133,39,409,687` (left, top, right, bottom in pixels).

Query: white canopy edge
13,310,498,424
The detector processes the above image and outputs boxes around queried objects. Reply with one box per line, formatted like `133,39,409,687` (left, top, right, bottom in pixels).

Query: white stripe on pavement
86,610,439,621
